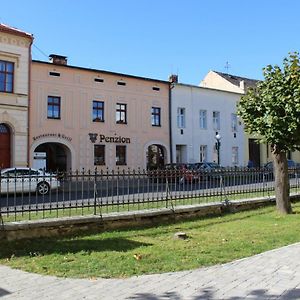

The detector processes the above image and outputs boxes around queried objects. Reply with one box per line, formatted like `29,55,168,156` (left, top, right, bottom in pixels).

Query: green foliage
1,203,300,278
238,52,300,152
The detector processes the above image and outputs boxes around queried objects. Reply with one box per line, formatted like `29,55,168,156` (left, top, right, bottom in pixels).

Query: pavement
0,243,300,300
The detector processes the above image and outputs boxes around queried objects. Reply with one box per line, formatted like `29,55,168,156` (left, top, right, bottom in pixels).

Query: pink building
29,55,170,171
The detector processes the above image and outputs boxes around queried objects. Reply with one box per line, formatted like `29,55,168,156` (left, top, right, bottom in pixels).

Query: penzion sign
88,133,131,144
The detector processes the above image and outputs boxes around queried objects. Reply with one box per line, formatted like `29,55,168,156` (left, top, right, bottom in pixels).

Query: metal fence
1,167,300,222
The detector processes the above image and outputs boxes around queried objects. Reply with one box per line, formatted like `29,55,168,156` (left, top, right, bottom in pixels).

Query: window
92,101,104,122
232,147,239,165
177,107,185,128
47,96,61,119
117,81,126,86
94,145,105,165
231,113,238,132
94,78,104,83
199,110,207,129
49,71,60,77
199,145,207,162
116,103,127,124
116,145,126,165
213,111,220,130
0,60,14,93
151,107,161,126
152,86,160,91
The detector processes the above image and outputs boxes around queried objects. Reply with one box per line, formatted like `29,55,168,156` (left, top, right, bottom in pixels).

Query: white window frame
232,146,239,165
177,107,186,128
231,113,238,132
199,110,207,129
213,111,220,130
199,145,207,162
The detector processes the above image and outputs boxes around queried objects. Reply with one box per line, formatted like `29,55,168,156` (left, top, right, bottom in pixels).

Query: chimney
169,74,178,83
239,80,245,90
49,54,68,65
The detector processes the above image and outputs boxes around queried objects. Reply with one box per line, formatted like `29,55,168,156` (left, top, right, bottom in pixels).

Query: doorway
0,123,11,168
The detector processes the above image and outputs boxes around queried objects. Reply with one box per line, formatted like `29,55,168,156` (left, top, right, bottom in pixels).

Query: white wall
171,84,245,167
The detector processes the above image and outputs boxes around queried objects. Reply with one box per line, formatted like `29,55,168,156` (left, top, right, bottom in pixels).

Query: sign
32,133,72,142
88,133,131,144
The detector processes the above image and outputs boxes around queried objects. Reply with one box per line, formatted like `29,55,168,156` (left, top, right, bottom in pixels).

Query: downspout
169,82,174,163
27,36,33,167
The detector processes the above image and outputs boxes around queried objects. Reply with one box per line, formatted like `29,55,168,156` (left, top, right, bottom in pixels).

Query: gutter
27,37,33,167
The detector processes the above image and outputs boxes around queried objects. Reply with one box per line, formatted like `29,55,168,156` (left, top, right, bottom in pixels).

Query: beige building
30,55,170,171
0,24,33,168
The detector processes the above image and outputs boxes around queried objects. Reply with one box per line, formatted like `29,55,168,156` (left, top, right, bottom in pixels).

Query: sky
1,0,300,85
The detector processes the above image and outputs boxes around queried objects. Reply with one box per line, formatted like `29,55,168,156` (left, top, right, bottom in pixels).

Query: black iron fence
1,167,300,222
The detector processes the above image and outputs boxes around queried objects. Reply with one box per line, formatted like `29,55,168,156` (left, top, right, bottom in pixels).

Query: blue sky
1,0,300,84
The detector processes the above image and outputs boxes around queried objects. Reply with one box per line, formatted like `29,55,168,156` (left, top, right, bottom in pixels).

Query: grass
1,202,300,278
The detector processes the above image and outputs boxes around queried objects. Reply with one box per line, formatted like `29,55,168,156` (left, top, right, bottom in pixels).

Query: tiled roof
214,71,258,88
0,23,33,39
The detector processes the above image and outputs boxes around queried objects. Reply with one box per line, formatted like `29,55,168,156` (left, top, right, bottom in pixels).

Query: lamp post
215,133,221,165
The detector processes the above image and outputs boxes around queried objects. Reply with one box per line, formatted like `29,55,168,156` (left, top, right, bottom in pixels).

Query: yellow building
0,24,33,168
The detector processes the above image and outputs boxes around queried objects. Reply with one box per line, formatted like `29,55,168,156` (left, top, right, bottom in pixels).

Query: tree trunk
272,150,292,214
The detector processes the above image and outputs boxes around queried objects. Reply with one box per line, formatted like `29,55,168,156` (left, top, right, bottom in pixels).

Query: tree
238,52,300,214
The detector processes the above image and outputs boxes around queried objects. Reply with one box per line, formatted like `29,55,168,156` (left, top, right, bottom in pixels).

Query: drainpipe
168,82,174,164
27,36,33,167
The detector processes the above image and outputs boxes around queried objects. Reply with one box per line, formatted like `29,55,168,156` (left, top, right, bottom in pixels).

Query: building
29,55,170,171
0,24,33,168
200,70,264,166
171,76,244,166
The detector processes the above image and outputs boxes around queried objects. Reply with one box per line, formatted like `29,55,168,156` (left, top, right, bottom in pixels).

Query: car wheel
37,181,50,195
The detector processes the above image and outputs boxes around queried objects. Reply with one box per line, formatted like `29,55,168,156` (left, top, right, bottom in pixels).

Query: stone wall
1,196,297,241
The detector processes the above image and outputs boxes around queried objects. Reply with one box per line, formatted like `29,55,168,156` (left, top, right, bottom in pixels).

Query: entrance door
0,124,11,168
147,144,165,170
248,139,260,167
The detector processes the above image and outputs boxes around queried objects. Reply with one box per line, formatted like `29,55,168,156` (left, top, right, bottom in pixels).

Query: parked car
192,162,224,171
263,160,298,179
0,168,60,195
188,162,225,182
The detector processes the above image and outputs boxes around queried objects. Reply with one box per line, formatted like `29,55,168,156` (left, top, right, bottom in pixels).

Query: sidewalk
0,243,300,300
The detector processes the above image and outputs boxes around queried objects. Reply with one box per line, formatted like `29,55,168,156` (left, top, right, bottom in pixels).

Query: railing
1,167,300,222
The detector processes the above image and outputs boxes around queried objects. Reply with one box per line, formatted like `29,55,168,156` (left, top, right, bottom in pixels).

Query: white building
171,80,245,167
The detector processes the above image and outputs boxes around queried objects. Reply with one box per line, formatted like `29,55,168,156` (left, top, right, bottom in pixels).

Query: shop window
116,103,127,124
47,96,61,119
151,107,161,126
94,145,105,165
92,101,104,122
0,60,14,93
116,145,126,165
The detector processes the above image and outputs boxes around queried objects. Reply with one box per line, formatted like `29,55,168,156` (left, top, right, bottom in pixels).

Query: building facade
171,81,245,167
29,56,170,171
0,24,33,168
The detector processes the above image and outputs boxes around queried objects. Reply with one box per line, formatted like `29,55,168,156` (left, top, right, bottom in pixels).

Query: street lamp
215,133,221,165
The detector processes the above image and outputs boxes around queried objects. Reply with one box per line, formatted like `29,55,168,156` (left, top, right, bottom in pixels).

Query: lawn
1,202,300,279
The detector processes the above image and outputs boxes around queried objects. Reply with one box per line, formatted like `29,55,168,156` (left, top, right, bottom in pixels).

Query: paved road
0,243,299,299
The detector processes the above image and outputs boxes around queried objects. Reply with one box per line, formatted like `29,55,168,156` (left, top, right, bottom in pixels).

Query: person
247,160,254,168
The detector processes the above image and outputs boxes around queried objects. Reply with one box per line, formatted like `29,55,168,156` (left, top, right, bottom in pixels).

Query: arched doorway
34,142,71,172
0,123,11,168
147,144,166,170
